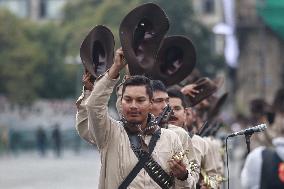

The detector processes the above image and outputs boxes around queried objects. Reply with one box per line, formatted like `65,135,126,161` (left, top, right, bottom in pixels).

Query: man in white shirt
82,48,196,189
241,88,284,189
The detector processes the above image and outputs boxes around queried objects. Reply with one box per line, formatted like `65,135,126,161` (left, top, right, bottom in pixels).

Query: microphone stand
244,133,252,154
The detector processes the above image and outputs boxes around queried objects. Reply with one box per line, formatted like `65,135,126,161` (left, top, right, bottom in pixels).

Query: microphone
228,124,267,137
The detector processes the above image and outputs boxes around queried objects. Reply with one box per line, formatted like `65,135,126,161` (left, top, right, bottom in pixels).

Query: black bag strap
118,129,161,189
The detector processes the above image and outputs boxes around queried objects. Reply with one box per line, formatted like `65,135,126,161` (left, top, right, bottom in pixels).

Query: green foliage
0,11,45,105
0,0,225,106
0,10,76,105
62,0,224,76
140,0,225,76
61,0,141,54
24,23,77,99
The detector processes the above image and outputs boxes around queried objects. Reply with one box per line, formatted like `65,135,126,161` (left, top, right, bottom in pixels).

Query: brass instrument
171,150,200,176
200,169,226,188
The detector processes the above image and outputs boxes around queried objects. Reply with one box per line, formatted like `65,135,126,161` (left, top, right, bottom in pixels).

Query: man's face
185,108,196,131
151,91,169,117
168,97,186,127
121,86,152,124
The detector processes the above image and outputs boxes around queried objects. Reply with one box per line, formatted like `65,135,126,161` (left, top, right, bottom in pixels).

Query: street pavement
0,149,100,189
0,139,245,189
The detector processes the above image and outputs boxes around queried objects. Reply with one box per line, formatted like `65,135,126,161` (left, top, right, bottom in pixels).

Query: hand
82,71,94,91
185,108,196,131
168,159,188,180
181,84,199,97
109,48,127,79
114,47,126,68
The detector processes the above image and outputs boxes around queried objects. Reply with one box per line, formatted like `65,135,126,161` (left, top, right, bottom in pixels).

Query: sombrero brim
150,36,196,86
80,25,115,78
119,3,169,75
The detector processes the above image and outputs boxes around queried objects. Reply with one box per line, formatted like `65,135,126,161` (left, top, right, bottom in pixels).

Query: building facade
192,0,225,55
0,0,67,20
236,0,284,113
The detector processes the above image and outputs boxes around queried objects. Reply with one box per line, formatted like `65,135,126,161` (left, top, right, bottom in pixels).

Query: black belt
118,128,174,189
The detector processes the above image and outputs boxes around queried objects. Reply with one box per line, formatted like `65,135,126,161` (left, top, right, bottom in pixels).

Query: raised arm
75,89,97,145
75,72,96,145
85,48,126,150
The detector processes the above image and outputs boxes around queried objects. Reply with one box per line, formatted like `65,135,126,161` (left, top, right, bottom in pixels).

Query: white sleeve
241,147,264,189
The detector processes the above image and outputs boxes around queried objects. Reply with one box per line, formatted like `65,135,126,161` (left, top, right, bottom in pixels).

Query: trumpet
171,150,200,176
200,169,226,188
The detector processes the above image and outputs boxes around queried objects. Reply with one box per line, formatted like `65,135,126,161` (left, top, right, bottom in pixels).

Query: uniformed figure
166,89,219,189
150,80,200,185
78,48,197,189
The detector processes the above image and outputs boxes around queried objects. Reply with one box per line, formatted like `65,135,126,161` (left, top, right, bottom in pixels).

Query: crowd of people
75,48,284,189
73,3,284,189
240,89,284,189
0,125,64,157
75,48,230,189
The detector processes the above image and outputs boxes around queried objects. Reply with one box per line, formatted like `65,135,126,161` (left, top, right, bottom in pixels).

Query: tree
0,10,77,105
24,23,77,99
0,0,225,106
61,0,225,77
143,0,225,76
0,11,46,105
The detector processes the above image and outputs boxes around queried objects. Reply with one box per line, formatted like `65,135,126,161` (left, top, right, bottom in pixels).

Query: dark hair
122,75,153,99
273,88,284,113
249,98,269,116
151,80,167,93
167,88,187,108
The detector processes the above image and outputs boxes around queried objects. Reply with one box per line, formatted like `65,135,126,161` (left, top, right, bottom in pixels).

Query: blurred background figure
52,124,62,158
36,126,47,157
249,98,274,150
241,88,284,189
0,126,10,156
9,129,21,156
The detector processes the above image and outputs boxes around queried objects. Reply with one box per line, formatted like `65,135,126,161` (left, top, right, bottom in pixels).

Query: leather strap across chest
118,128,174,189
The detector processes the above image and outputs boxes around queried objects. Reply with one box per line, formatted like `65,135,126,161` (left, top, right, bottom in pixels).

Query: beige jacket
167,124,200,184
84,73,196,189
75,89,96,145
203,137,225,189
191,135,218,188
204,137,224,176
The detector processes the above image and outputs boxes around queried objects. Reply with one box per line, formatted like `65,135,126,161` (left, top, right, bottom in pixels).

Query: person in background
241,88,284,189
82,48,196,189
167,89,219,189
249,98,273,150
52,124,62,157
36,126,47,157
150,80,200,186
